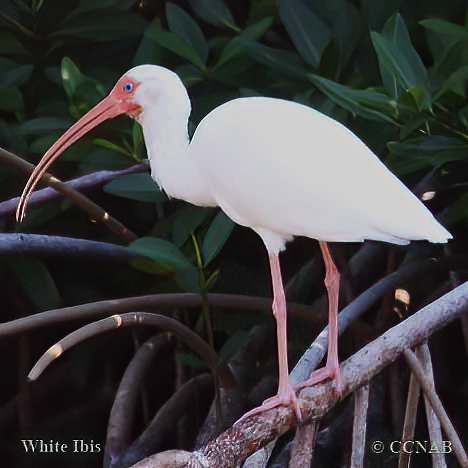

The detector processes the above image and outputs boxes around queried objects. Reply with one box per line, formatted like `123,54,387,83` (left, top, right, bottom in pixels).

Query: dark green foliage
1,1,467,466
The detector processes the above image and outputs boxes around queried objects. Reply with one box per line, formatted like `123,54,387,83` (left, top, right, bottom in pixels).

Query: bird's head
16,65,187,223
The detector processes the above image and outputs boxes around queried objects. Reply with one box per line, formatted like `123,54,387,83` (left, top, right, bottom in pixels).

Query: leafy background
0,0,467,467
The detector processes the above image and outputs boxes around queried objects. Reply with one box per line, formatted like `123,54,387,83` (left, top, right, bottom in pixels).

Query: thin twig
399,366,421,468
0,292,328,337
403,349,468,467
417,344,446,468
350,383,370,468
0,147,138,242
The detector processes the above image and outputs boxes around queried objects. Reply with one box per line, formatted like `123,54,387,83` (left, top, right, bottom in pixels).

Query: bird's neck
139,102,215,207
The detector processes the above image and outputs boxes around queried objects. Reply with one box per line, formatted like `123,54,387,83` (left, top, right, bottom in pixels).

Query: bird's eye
123,81,134,93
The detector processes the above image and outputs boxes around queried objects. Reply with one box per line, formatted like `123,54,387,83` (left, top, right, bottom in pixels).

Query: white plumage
131,66,450,254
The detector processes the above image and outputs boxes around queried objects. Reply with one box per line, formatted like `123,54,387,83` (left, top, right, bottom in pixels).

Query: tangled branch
126,280,468,467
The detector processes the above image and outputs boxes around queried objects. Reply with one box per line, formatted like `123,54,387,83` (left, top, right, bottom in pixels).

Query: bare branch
289,423,318,467
252,252,464,468
0,233,136,262
0,293,327,337
119,374,213,468
28,312,235,390
128,280,468,468
129,450,201,468
350,383,370,468
0,163,146,219
105,334,174,468
290,255,468,384
3,255,466,340
0,147,138,242
403,349,468,467
399,364,420,468
418,344,446,468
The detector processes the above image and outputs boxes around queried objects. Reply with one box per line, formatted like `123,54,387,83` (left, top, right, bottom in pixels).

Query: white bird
17,65,452,422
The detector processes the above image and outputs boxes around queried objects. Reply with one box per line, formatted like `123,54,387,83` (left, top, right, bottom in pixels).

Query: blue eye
123,81,134,93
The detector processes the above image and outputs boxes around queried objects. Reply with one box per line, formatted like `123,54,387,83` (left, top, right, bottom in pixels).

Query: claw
295,365,343,395
236,384,302,424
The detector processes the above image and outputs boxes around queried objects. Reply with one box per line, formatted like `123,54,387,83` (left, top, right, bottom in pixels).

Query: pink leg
298,242,342,392
238,253,302,423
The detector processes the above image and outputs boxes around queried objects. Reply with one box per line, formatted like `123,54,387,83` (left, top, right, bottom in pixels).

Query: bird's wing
190,98,450,244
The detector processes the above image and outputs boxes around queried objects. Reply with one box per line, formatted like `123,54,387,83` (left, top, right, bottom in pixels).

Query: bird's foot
236,383,302,425
295,365,343,394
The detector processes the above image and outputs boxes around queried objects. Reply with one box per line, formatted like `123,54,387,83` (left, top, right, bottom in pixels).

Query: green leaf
145,19,206,69
247,0,276,25
331,1,361,73
73,79,107,114
43,65,62,85
202,211,235,265
276,0,331,68
104,173,167,203
61,57,82,99
172,206,212,247
0,64,33,86
433,66,468,99
176,63,205,86
80,149,131,172
133,32,165,66
19,117,72,136
387,136,468,175
187,0,237,31
362,0,401,30
130,237,194,272
459,106,468,128
208,53,254,84
0,32,29,57
30,135,59,154
130,237,200,291
132,122,144,157
51,9,147,42
420,19,468,40
215,16,273,69
93,139,133,157
423,20,467,77
371,13,427,103
218,331,250,361
166,3,209,62
80,0,136,10
61,57,107,116
308,74,397,123
9,257,62,310
382,13,427,80
0,84,23,111
242,40,308,79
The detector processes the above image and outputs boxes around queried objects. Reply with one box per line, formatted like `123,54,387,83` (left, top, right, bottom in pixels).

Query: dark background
0,0,467,466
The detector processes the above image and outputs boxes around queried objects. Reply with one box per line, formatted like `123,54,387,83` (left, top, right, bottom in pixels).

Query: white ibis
17,65,451,422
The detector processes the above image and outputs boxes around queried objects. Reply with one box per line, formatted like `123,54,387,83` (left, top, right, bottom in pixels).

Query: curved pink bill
16,95,140,223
